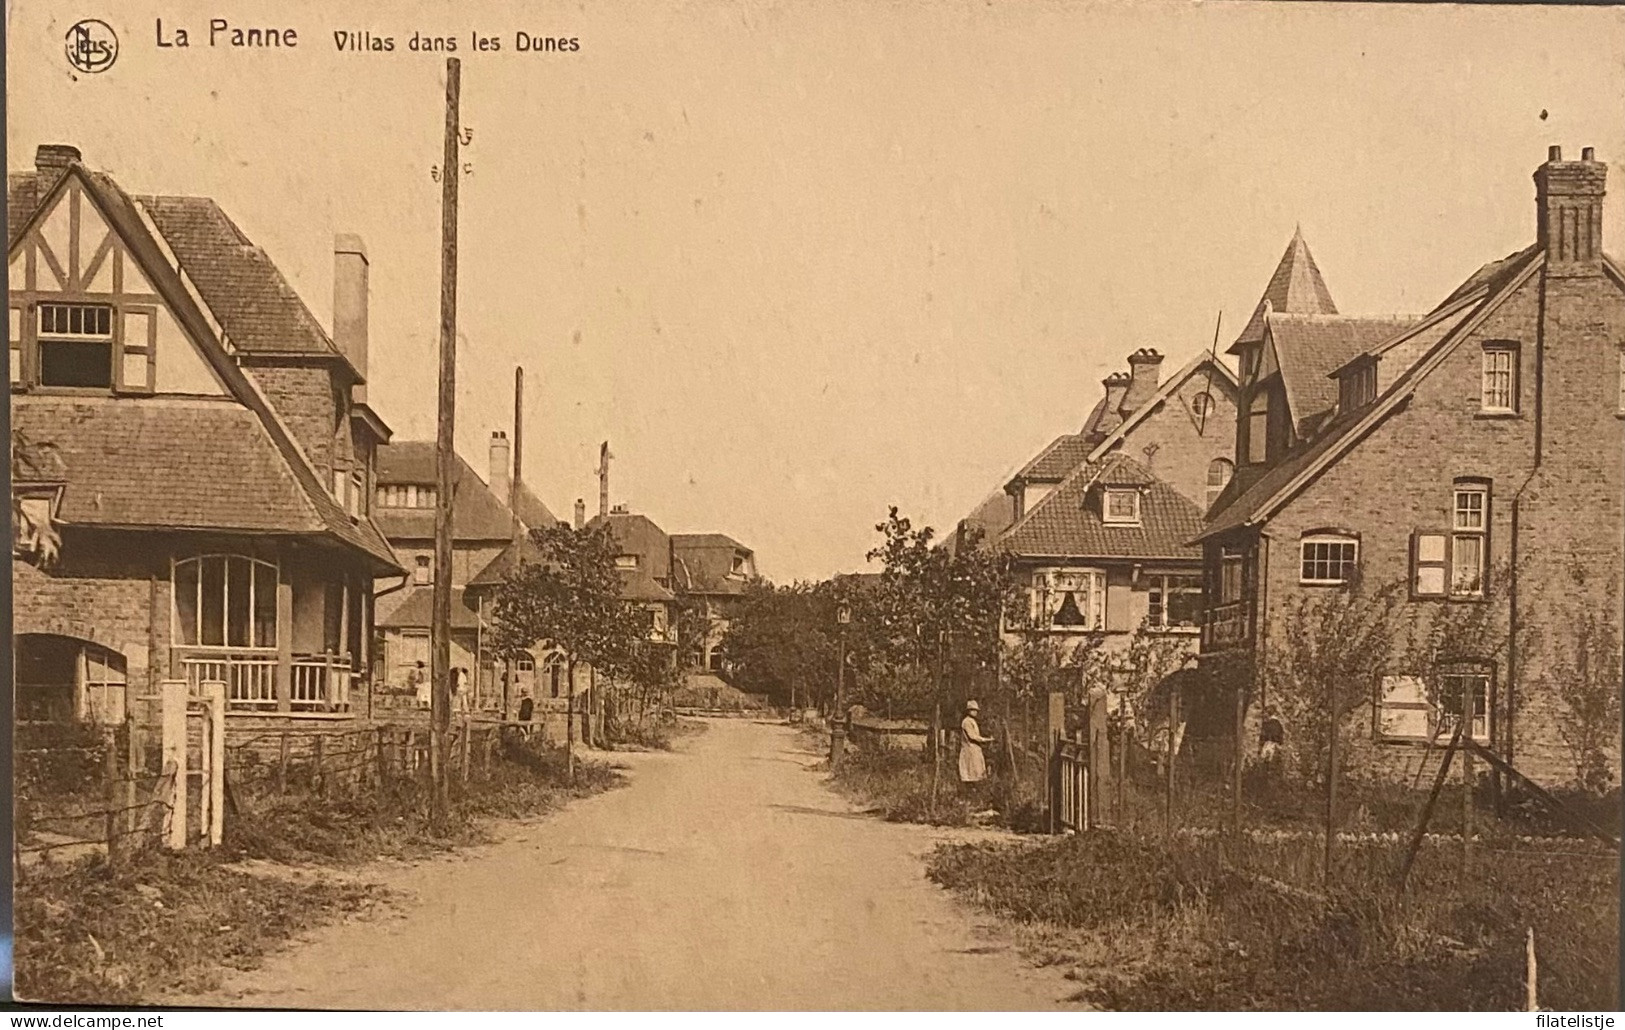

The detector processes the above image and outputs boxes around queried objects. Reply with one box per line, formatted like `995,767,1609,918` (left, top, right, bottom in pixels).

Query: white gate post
160,680,189,849
204,681,226,847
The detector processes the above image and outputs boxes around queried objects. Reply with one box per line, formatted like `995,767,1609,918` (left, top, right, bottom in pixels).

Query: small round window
1191,392,1214,416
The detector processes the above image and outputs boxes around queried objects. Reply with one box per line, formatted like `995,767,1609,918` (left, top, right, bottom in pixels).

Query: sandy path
177,719,1075,1010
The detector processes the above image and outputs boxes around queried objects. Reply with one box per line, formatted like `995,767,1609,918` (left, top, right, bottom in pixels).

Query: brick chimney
1094,372,1131,434
489,431,511,503
1536,145,1606,276
35,144,81,177
574,498,586,530
1120,348,1164,414
332,234,370,401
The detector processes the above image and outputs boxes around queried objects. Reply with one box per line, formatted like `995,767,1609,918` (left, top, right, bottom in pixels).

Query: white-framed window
1147,573,1202,630
37,302,115,389
1102,488,1141,525
82,644,128,725
1191,392,1214,417
1374,669,1491,744
1412,532,1448,597
516,654,536,673
1206,459,1234,509
413,555,431,585
1451,483,1488,597
173,555,279,648
1480,342,1517,413
1299,534,1358,585
615,554,640,570
1030,569,1107,631
377,484,437,508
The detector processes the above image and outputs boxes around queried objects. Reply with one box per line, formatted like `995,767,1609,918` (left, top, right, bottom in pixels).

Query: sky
10,0,1625,581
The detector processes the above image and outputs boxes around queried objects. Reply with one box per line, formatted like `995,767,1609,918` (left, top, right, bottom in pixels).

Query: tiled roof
1267,314,1421,425
1016,434,1098,483
1231,229,1339,352
377,586,482,631
513,481,564,531
1199,248,1545,542
15,396,323,532
466,534,547,589
139,196,353,372
8,170,63,243
8,163,397,569
373,441,517,542
671,534,753,595
999,455,1205,561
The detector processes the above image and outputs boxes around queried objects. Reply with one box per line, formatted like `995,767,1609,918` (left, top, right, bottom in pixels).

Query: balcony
1205,602,1252,651
179,649,356,714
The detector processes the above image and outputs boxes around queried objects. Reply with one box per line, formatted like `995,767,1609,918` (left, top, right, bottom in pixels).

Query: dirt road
185,719,1077,1010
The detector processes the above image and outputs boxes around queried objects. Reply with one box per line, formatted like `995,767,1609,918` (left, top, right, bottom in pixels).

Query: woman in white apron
958,700,995,790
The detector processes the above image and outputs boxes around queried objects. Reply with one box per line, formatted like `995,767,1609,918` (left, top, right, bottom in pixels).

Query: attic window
377,484,437,508
731,554,747,575
38,303,114,389
1190,392,1214,417
1339,359,1376,412
1480,341,1518,414
615,554,640,570
1102,488,1141,525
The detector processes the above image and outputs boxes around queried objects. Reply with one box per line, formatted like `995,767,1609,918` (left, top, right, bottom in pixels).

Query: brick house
960,346,1239,550
588,505,681,649
996,453,1208,671
670,533,757,672
10,144,401,724
1198,147,1625,789
373,431,573,710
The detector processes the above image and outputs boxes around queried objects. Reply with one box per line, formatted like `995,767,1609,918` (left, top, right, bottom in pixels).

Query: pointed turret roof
1229,227,1339,353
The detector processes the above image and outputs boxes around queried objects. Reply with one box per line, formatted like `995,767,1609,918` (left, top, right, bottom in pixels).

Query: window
731,554,747,575
1480,342,1517,413
1191,392,1214,417
349,471,363,517
82,645,128,724
377,484,436,508
1031,569,1107,631
413,555,431,585
1299,534,1358,585
1238,347,1258,382
615,554,640,570
1246,392,1269,464
1148,573,1202,629
1412,532,1448,597
1102,488,1141,525
1339,359,1376,412
37,302,114,388
173,555,278,648
1206,459,1234,509
1451,484,1488,597
332,467,345,504
544,654,564,697
1376,675,1431,741
119,310,153,392
1618,350,1625,414
1436,668,1491,743
516,655,535,673
1219,547,1245,604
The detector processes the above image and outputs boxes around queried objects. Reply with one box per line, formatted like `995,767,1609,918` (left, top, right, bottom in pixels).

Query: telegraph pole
503,366,523,720
430,56,462,830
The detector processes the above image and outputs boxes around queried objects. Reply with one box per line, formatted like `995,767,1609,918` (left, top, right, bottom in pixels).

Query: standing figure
958,699,995,789
411,661,430,709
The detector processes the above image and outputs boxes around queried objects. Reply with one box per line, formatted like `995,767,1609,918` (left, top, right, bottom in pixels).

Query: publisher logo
65,19,118,74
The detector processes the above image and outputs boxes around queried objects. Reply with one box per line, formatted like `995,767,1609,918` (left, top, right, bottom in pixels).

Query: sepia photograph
6,0,1624,1014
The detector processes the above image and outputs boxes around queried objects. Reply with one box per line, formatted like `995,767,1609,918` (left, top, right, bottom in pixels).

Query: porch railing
179,650,354,713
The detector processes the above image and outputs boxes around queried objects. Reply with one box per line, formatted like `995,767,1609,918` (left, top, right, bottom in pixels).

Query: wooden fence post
1165,687,1177,840
376,727,388,789
1046,691,1065,834
103,725,121,870
460,717,472,784
1526,927,1538,1011
204,682,225,847
160,680,188,850
125,716,142,849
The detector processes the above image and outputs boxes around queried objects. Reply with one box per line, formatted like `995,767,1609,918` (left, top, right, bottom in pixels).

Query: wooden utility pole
1324,678,1338,886
504,366,524,720
430,56,462,831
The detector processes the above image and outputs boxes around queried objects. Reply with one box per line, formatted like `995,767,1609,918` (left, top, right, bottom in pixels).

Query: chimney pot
573,498,586,531
35,144,81,175
1535,145,1606,272
1549,145,1562,162
1582,147,1596,161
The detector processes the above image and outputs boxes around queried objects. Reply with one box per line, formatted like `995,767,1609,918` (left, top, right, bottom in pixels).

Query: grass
13,849,389,1005
15,736,624,1005
828,738,1049,831
224,736,623,865
928,830,1619,1010
606,715,709,752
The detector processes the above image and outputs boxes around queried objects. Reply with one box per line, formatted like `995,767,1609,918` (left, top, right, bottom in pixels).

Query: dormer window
377,484,437,508
1339,358,1376,412
1102,488,1141,525
1480,341,1518,413
730,554,747,576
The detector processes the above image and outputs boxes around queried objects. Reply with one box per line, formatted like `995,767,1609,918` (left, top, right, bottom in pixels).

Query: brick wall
1251,267,1624,788
1115,370,1239,512
243,361,346,480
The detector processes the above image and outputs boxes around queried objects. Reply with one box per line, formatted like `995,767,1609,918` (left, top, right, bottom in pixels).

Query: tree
1545,567,1621,792
488,522,642,780
722,579,835,711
